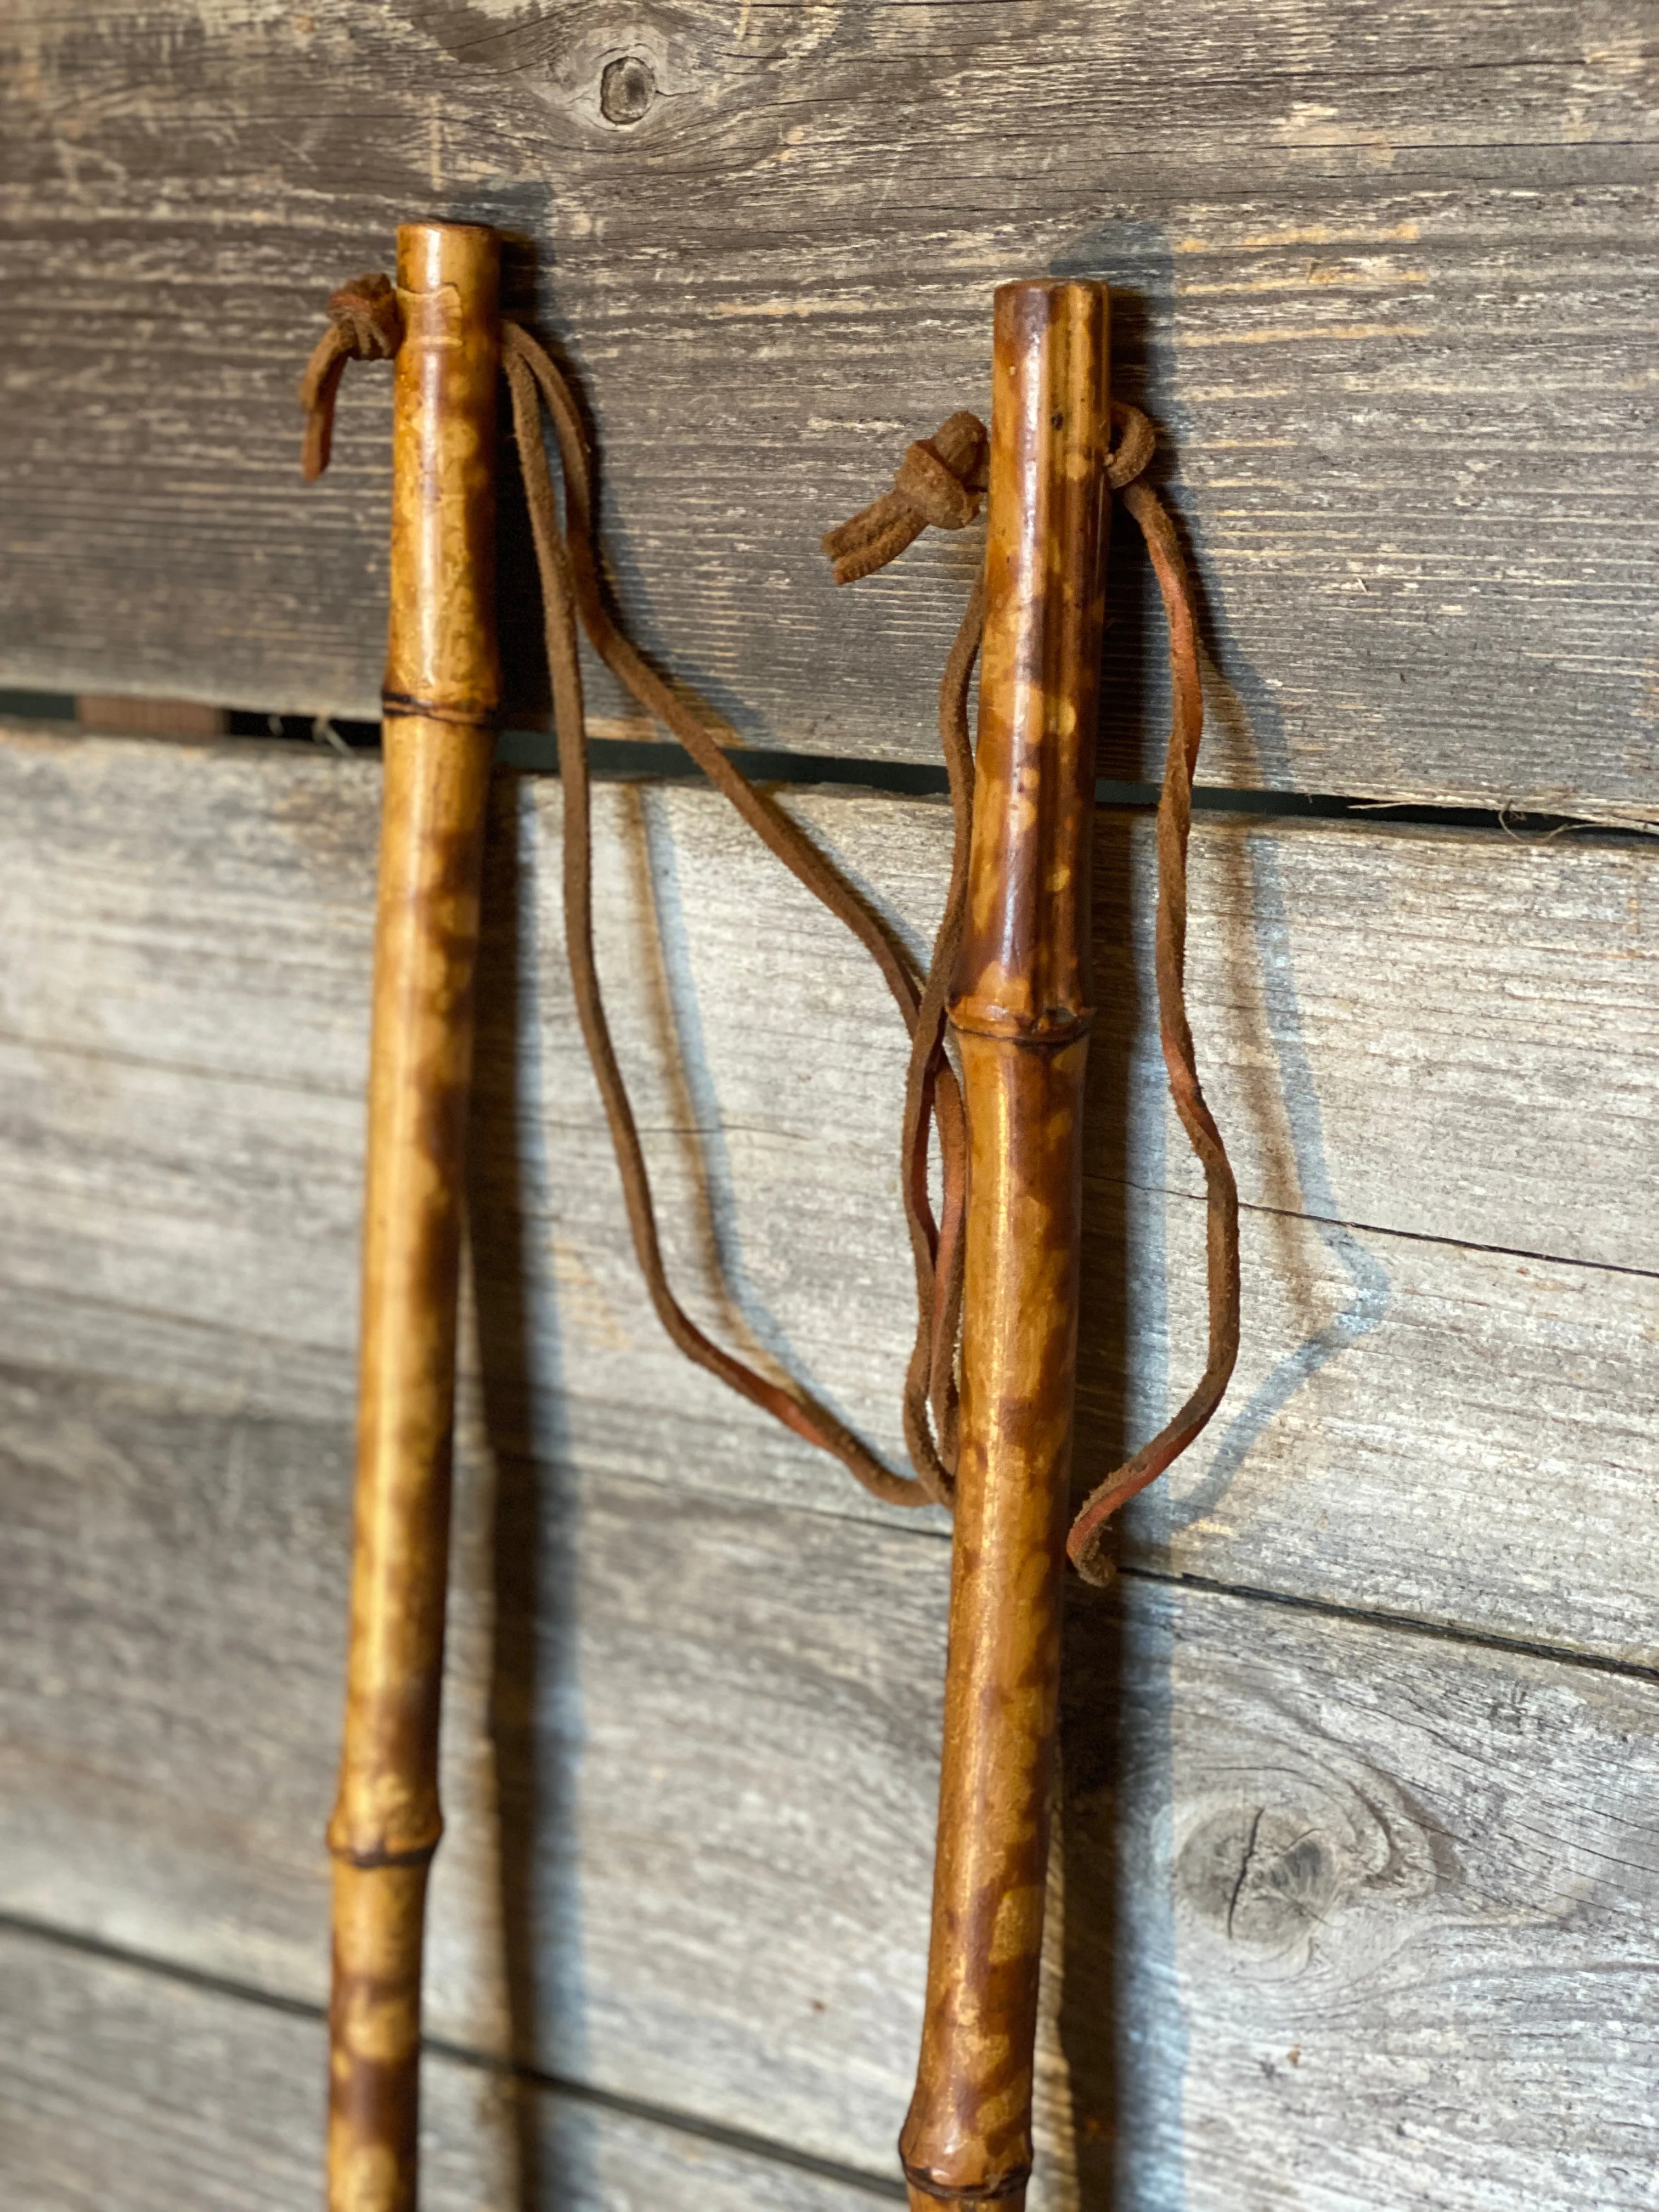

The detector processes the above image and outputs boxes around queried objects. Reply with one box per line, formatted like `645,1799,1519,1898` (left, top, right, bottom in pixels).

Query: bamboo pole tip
394,219,501,297
990,278,1109,369
992,274,1108,319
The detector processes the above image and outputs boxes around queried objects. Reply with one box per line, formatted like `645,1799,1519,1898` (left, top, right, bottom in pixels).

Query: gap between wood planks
3,1011,1652,1290
3,691,1656,847
1178,1193,1659,1285
0,1909,907,2204
1122,1564,1659,1695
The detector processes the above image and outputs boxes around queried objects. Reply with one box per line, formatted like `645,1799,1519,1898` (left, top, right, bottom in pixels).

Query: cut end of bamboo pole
384,220,503,729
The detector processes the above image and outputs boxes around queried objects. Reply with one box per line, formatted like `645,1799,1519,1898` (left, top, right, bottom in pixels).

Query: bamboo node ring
824,384,1239,1590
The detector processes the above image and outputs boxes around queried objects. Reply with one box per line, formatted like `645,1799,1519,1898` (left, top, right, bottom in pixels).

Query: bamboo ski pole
899,279,1110,2211
298,234,1227,2211
324,219,501,2212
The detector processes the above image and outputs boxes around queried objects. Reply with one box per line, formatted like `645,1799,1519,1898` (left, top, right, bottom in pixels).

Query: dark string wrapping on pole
301,279,1239,1582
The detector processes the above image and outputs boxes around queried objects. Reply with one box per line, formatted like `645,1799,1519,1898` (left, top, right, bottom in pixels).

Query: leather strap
300,296,1240,1574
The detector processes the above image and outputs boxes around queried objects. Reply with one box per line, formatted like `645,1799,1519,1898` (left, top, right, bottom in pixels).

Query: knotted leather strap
298,275,403,482
828,399,1240,1581
821,413,990,584
300,294,1240,1574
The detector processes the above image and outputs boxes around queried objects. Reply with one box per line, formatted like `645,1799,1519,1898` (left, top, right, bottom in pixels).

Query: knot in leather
326,273,403,362
820,409,988,585
1106,400,1156,491
300,273,403,479
894,418,987,532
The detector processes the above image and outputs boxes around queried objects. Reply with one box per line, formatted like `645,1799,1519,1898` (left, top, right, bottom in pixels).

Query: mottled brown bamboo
325,220,500,2212
900,280,1110,2210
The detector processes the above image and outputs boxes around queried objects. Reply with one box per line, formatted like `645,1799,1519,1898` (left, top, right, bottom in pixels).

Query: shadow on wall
1055,223,1390,2209
1062,803,1180,2212
470,221,615,2205
630,783,871,1432
1075,228,1393,1537
467,772,600,2210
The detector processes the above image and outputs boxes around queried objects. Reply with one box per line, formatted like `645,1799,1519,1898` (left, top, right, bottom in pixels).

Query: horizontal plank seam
1,1274,1650,1692
1,1299,1650,1686
484,1434,955,1539
1101,1173,1659,1283
9,719,1657,844
0,1909,907,2203
1233,1199,1659,1284
429,2049,906,2200
439,1437,1659,1691
505,736,1659,844
1120,1564,1659,1690
4,1045,1648,1284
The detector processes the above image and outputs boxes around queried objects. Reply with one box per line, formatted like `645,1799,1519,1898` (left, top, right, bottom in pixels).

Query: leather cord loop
1105,398,1157,489
300,285,1239,1565
1063,470,1241,1584
498,320,943,1508
826,393,1241,1581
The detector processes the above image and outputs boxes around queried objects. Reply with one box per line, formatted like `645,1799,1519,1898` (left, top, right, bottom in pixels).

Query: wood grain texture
0,731,1655,2203
1,3,1655,815
2,727,1651,1272
0,728,1652,1663
3,1356,1658,2208
0,1925,892,2211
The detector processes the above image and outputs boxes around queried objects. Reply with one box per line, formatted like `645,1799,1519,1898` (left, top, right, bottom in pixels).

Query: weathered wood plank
1,4,1654,814
1062,1581,1659,2211
3,1358,1657,2207
0,1925,891,2211
1090,1182,1657,1663
0,730,1652,1658
3,730,1651,1274
0,1359,942,2177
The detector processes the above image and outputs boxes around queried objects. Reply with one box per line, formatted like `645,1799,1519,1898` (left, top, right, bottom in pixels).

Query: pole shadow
466,769,598,2208
1040,227,1193,2212
1062,800,1189,2212
1051,219,1396,2208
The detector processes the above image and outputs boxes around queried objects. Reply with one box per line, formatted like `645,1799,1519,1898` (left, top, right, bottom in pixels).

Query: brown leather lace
298,276,403,482
301,287,1240,1579
1064,470,1240,1582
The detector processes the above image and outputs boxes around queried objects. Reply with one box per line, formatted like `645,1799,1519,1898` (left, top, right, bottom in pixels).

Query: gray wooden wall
1,4,1655,2209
